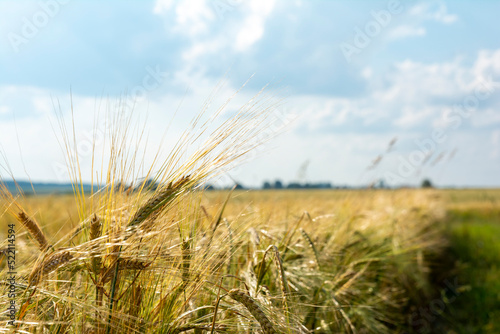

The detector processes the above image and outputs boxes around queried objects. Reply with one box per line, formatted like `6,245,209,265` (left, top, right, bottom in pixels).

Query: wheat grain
300,228,321,270
128,176,190,228
271,245,288,296
29,251,73,285
100,259,148,284
228,288,276,334
90,213,102,240
120,259,148,270
90,214,102,275
18,211,49,251
181,238,191,284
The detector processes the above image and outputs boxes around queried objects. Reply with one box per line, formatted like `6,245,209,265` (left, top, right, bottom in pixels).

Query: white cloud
153,0,174,14
409,2,458,24
154,0,214,37
473,49,500,80
388,25,426,40
287,49,500,137
387,2,457,42
153,0,276,61
361,67,373,79
182,38,224,62
0,105,10,115
235,15,265,52
427,3,458,24
235,0,276,52
393,106,436,128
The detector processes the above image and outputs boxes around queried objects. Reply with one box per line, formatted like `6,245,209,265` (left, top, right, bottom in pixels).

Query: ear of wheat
229,288,276,334
128,176,190,228
18,211,50,251
90,213,102,240
90,214,102,276
29,251,73,285
99,259,149,284
300,228,321,270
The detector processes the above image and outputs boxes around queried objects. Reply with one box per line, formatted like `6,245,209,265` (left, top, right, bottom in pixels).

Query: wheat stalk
17,211,50,251
228,288,276,334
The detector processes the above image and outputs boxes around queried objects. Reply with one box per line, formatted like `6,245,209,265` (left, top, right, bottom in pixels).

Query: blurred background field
438,189,500,333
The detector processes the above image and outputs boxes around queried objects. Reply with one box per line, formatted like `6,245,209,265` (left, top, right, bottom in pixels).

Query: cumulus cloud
153,0,276,63
235,0,276,52
409,2,458,24
388,2,457,42
154,0,214,37
290,48,500,141
2,46,499,185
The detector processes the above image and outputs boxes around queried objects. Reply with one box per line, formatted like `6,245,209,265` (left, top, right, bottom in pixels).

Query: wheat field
1,184,452,333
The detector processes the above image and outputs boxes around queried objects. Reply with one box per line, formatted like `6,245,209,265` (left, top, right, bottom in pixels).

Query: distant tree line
262,180,334,189
202,178,436,190
7,177,435,195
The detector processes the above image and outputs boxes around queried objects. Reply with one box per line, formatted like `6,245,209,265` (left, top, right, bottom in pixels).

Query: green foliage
421,179,433,188
438,205,500,333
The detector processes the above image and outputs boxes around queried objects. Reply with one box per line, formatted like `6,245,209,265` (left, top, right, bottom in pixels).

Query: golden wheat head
229,288,276,334
18,211,50,251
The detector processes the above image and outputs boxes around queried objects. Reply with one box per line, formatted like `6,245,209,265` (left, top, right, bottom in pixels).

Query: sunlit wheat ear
228,289,276,334
90,213,102,240
271,245,289,296
248,227,260,246
17,211,50,251
90,214,102,275
181,238,191,284
300,228,321,270
119,258,149,270
29,250,73,286
128,175,190,228
100,259,149,284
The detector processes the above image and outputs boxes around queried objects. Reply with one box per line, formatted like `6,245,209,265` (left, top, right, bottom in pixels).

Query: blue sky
0,0,499,187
